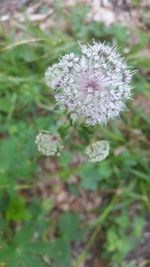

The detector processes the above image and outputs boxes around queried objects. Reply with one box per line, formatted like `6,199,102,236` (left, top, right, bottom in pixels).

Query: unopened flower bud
35,132,63,157
85,140,110,163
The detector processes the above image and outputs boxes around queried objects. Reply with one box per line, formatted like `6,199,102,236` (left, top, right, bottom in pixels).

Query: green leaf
115,213,129,229
50,238,71,267
59,212,83,241
0,245,12,262
81,175,98,191
7,255,20,267
23,254,47,267
59,151,73,168
124,264,137,267
131,169,150,182
25,241,51,255
6,196,29,222
133,217,145,237
14,222,35,245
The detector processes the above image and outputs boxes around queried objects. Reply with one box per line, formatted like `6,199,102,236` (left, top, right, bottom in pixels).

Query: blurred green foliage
0,2,150,267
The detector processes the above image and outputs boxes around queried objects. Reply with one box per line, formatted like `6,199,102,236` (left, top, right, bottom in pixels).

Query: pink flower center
80,71,104,94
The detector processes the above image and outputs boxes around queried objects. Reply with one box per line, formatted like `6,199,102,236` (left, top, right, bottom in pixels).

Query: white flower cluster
85,140,110,162
45,41,134,126
35,132,63,156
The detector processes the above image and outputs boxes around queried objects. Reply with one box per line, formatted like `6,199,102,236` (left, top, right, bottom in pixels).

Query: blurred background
0,1,150,267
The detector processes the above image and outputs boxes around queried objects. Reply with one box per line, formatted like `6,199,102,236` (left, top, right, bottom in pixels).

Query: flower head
35,132,63,156
85,140,110,162
45,41,134,126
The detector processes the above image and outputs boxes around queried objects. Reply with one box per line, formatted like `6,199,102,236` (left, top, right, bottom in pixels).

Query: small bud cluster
35,132,63,157
45,41,134,126
85,140,110,162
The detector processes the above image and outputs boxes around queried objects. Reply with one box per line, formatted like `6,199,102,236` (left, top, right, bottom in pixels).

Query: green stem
0,184,32,190
73,196,117,267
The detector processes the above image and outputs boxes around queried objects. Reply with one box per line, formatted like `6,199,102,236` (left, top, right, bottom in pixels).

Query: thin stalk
0,38,44,52
73,196,117,267
0,184,32,190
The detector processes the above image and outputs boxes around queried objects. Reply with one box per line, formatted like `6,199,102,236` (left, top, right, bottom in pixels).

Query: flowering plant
45,41,133,126
37,41,134,162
